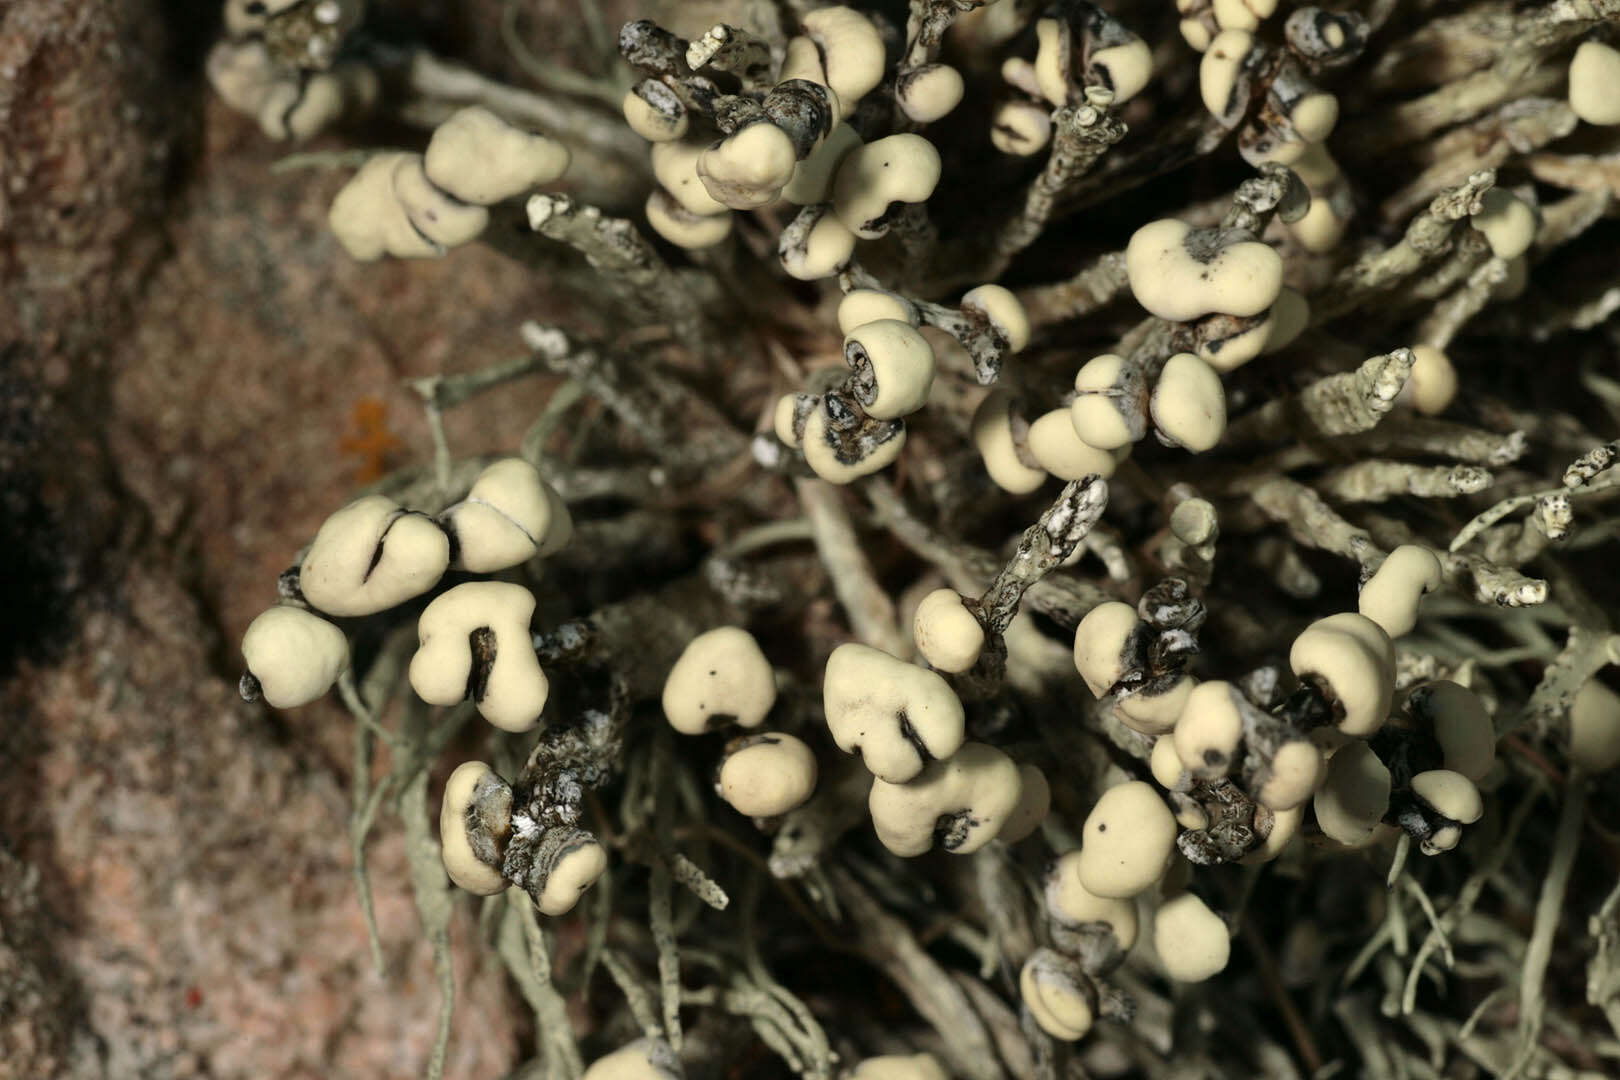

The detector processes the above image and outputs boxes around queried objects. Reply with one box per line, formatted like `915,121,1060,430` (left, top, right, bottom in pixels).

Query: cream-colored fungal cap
1402,344,1459,416
1407,681,1495,781
990,100,1054,156
1290,92,1340,143
869,742,1023,856
1070,354,1147,450
1020,948,1097,1041
393,156,490,248
1411,768,1483,838
439,761,512,895
651,141,729,216
1571,676,1620,773
1093,37,1154,105
801,6,886,112
1077,781,1177,898
1072,601,1142,697
844,320,937,419
207,39,277,115
832,135,943,239
1027,409,1119,481
1046,851,1139,949
1358,544,1442,639
698,122,798,209
780,207,858,281
838,289,917,334
1126,218,1283,322
1313,740,1391,846
1289,189,1350,253
241,605,350,709
424,106,569,206
1241,804,1302,864
784,123,862,205
1152,893,1231,982
999,764,1051,843
328,152,439,261
299,494,450,616
971,389,1046,495
961,284,1031,353
1116,675,1196,737
1151,353,1226,453
1174,680,1245,779
1200,30,1254,120
257,72,347,142
897,64,965,124
662,626,777,734
849,1053,948,1080
1261,286,1309,355
1289,613,1396,737
536,835,608,915
799,397,906,484
645,188,733,249
411,582,548,732
719,733,818,817
1471,188,1536,260
623,81,687,142
1213,0,1277,32
824,642,966,783
442,458,571,573
581,1038,683,1080
1253,738,1325,812
913,588,986,674
1151,734,1189,791
1034,18,1070,106
773,393,804,449
1571,42,1620,125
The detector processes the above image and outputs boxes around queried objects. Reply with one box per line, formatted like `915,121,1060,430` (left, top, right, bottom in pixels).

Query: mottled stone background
0,2,641,1076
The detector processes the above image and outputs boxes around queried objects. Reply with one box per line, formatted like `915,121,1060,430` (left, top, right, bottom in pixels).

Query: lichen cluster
212,1,1620,1078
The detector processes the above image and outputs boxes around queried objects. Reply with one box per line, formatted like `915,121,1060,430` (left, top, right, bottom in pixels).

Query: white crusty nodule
439,760,511,895
424,106,570,206
1126,218,1283,322
622,81,688,143
1076,780,1176,898
241,605,350,709
718,732,818,818
824,642,965,783
441,458,572,573
299,494,450,616
1289,612,1396,737
1152,893,1231,983
662,626,777,735
832,134,942,240
410,581,548,732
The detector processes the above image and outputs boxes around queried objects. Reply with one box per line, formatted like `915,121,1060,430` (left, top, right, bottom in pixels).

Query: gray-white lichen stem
1018,250,1129,327
1225,349,1416,445
1511,770,1588,1077
1318,461,1493,503
988,102,1128,275
527,193,708,357
1417,257,1509,351
795,477,908,657
979,477,1108,634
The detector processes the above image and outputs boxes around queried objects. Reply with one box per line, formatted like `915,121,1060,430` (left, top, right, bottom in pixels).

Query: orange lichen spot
339,396,403,483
